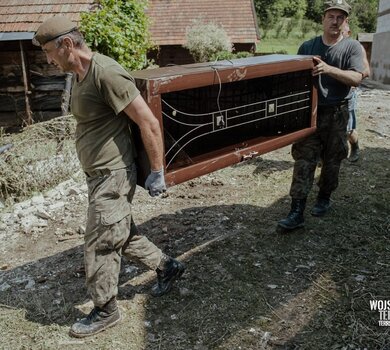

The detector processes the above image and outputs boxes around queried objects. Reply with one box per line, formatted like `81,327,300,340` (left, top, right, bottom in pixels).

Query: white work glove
144,168,166,197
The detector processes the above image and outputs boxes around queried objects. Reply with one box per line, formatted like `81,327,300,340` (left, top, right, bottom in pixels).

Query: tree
305,0,323,22
350,0,379,33
254,0,307,35
283,0,307,18
305,0,379,33
253,0,287,33
254,0,379,34
80,0,152,71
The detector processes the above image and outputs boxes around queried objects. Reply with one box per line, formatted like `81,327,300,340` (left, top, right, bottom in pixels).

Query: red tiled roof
0,0,259,45
0,0,94,33
147,0,259,45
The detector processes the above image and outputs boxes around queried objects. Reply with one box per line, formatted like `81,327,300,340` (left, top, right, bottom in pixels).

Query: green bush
209,50,234,62
234,51,254,59
80,0,153,71
209,50,253,62
184,19,232,63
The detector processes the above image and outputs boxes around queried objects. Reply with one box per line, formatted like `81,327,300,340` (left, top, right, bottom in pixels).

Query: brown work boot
151,257,185,297
69,297,121,338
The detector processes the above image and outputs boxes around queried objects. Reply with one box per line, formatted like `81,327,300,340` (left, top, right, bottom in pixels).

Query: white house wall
371,0,390,83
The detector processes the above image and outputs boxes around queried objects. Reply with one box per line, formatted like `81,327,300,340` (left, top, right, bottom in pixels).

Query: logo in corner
370,299,390,326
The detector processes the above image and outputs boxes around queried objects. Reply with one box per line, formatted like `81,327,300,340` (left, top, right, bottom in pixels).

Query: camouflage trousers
84,164,163,307
289,103,349,199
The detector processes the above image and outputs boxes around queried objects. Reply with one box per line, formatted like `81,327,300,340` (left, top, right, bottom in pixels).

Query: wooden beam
19,40,33,125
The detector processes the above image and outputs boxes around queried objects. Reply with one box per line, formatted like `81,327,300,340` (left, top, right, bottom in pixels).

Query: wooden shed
0,0,94,130
0,0,260,129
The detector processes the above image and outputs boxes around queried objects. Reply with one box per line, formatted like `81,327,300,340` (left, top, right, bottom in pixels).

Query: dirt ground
0,81,389,350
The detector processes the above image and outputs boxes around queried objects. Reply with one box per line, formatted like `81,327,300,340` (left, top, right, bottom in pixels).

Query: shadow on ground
0,146,388,349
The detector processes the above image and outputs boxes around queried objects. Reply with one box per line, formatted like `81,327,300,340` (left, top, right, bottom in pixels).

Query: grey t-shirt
298,36,364,106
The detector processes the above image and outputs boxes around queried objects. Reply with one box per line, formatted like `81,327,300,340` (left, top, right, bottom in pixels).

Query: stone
31,194,45,205
36,209,52,220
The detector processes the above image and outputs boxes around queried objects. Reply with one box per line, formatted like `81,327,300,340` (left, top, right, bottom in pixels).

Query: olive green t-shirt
71,53,139,172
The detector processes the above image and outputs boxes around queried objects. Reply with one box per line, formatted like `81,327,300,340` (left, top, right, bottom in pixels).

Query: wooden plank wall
0,40,66,129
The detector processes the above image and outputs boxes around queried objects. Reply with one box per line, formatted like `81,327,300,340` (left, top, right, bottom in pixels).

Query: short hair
54,30,85,48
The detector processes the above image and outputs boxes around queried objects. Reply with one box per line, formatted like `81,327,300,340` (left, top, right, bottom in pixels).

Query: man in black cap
277,0,365,231
33,16,185,337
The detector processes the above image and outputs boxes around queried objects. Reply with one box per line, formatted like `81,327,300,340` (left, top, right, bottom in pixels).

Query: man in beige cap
33,16,185,338
277,0,366,231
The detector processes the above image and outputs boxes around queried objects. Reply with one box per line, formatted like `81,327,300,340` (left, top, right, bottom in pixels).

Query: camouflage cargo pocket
86,168,133,252
95,213,131,252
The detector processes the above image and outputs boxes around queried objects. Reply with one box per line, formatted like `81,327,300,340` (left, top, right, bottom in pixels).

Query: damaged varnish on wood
131,54,318,187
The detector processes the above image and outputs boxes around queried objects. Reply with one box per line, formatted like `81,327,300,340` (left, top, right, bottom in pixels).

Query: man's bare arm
123,95,164,171
361,45,370,79
312,56,363,87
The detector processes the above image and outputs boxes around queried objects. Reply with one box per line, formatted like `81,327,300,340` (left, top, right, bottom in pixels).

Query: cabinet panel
131,54,317,186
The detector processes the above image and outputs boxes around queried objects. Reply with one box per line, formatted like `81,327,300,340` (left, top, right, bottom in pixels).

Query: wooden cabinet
131,54,317,187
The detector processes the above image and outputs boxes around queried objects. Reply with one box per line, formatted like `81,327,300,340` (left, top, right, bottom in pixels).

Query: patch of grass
257,17,322,55
0,116,79,205
257,38,303,55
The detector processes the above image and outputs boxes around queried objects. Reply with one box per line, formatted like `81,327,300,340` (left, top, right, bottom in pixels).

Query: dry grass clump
0,116,79,205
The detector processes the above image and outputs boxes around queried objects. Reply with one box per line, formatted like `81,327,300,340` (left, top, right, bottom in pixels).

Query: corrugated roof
0,0,259,45
0,0,94,33
0,32,33,41
147,0,259,45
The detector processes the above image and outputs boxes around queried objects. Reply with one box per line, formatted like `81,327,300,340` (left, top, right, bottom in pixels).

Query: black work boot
151,257,185,297
311,197,331,217
69,297,121,338
348,141,360,162
277,198,306,231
